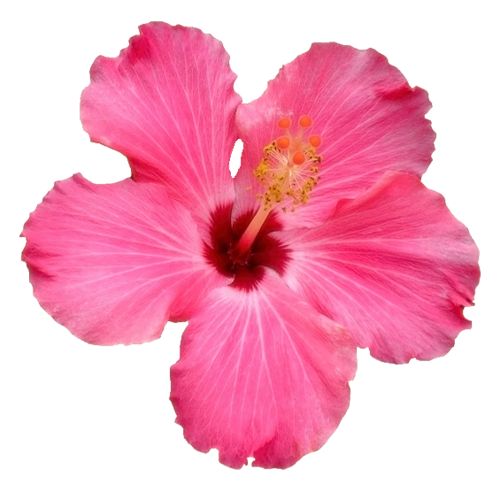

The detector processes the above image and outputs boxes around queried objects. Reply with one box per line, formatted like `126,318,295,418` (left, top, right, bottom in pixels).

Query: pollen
253,115,322,212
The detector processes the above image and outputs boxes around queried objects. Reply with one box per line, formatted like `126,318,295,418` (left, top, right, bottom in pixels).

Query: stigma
254,115,322,212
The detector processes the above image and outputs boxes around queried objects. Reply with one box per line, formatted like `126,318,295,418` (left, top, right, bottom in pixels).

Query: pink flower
22,22,479,468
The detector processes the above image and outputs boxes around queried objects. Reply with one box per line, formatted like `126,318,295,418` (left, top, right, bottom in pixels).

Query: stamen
236,115,323,256
252,115,322,212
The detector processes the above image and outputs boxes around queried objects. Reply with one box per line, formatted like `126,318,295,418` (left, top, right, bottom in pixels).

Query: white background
1,0,499,490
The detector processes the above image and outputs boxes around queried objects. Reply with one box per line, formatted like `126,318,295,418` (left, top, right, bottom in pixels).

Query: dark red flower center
204,204,290,290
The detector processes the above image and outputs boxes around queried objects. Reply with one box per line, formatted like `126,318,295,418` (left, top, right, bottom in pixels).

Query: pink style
22,22,479,468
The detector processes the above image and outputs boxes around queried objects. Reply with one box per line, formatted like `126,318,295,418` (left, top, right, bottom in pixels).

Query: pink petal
170,272,356,469
81,22,241,215
234,43,435,228
279,172,479,363
22,175,223,344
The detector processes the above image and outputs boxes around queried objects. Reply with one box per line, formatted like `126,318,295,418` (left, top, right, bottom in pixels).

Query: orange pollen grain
276,136,290,149
299,115,312,128
293,151,306,165
309,135,321,148
278,117,292,129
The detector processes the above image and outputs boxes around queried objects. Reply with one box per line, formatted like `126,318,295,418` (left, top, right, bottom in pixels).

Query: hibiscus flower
22,22,479,469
